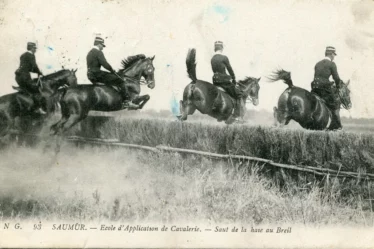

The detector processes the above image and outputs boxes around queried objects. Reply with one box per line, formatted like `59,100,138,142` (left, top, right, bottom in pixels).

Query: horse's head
66,69,78,87
239,77,261,106
141,56,155,89
39,69,78,96
338,80,352,110
119,55,155,89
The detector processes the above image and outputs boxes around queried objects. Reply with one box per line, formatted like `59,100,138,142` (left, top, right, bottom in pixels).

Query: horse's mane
43,69,71,81
239,77,257,83
119,54,146,72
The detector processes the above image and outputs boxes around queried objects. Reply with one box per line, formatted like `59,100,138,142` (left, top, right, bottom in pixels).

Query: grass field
0,144,373,226
1,111,374,225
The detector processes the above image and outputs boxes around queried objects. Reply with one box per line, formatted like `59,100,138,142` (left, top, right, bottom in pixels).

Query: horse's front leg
132,95,150,109
179,100,196,121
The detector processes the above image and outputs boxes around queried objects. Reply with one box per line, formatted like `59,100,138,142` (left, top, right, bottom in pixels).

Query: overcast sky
0,0,373,118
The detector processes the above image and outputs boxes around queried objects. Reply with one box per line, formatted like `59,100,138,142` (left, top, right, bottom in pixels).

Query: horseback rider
311,46,343,130
211,41,243,122
86,37,139,109
14,42,46,114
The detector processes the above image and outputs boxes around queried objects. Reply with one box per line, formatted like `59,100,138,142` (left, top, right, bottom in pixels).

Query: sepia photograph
0,0,374,247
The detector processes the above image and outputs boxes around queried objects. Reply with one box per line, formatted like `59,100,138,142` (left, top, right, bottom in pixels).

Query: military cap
27,42,37,50
94,37,106,47
326,46,337,55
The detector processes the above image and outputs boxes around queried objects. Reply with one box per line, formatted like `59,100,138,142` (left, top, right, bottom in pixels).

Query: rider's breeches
213,82,243,99
87,70,123,86
15,71,39,93
311,83,342,129
87,70,130,100
311,86,340,110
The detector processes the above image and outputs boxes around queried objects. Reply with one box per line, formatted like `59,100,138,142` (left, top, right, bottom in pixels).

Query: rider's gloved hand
233,80,240,89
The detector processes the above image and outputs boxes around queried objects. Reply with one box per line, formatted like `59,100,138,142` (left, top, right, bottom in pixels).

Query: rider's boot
331,109,342,130
32,94,47,115
227,99,242,124
329,109,341,130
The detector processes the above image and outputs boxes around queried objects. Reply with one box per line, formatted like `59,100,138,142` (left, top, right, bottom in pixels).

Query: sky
0,0,373,118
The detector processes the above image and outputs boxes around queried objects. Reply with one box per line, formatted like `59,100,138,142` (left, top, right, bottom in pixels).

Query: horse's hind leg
51,114,86,154
50,115,69,135
60,114,87,134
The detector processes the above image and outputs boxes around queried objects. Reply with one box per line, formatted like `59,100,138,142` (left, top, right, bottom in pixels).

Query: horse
0,69,78,139
179,48,261,124
269,69,352,130
50,55,155,135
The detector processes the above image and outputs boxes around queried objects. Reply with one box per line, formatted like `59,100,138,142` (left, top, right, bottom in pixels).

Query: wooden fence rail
66,136,374,181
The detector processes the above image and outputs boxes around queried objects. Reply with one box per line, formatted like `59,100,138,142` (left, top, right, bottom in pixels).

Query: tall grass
74,116,374,174
0,144,372,225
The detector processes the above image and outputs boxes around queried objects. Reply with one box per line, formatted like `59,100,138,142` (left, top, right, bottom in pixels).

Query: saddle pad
93,83,121,92
12,85,22,91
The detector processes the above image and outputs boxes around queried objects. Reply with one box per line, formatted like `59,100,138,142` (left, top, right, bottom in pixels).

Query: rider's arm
97,51,115,73
30,54,43,75
224,56,236,82
331,62,342,87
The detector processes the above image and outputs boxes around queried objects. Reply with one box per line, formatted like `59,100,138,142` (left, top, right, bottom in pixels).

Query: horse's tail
267,69,294,88
186,48,197,83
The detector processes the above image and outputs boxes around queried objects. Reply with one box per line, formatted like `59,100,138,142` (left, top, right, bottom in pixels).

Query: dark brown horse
179,49,261,124
269,69,352,130
0,69,78,138
50,55,155,135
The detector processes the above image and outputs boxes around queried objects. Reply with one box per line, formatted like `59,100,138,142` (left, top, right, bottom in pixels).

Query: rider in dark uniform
86,37,138,108
15,42,46,114
311,46,343,129
211,41,243,121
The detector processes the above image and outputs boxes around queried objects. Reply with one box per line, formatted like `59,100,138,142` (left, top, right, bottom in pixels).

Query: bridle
118,59,153,87
238,79,258,104
338,85,351,110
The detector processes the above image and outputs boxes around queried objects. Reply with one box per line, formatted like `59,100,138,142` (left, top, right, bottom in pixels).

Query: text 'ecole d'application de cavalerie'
1,222,292,234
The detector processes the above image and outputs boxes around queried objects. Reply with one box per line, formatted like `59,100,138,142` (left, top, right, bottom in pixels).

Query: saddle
12,85,32,95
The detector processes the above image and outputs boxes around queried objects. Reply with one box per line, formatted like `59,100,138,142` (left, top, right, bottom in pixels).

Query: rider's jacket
14,51,41,93
211,51,235,81
86,47,114,73
15,51,42,75
313,57,341,87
